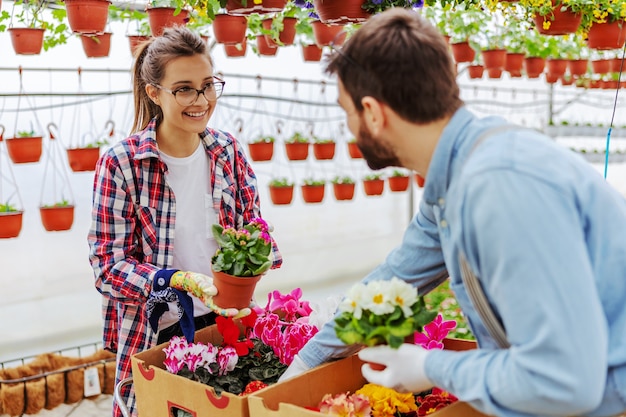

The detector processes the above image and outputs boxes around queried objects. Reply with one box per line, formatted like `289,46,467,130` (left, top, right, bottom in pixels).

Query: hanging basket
64,0,111,34
415,174,425,188
533,6,581,35
285,142,309,160
8,28,44,55
0,211,24,239
247,141,274,162
213,14,247,44
333,183,355,201
225,0,288,15
546,58,568,77
545,72,560,84
388,175,410,192
128,35,151,56
269,185,294,205
505,52,525,74
467,65,484,79
312,142,336,160
224,41,247,57
450,42,475,63
80,32,112,58
311,20,344,47
568,58,588,76
40,205,75,232
301,184,325,203
301,44,323,62
256,35,278,56
592,59,611,74
524,57,546,78
147,7,189,37
363,179,384,196
481,49,506,69
347,142,362,159
6,136,43,164
67,147,100,172
262,17,297,46
587,20,626,50
313,0,371,24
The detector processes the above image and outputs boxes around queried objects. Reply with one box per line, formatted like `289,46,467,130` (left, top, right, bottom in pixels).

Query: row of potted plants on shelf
3,0,626,59
247,134,363,161
266,171,425,205
546,122,626,138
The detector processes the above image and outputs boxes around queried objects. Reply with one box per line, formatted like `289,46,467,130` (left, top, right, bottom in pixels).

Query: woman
87,27,282,417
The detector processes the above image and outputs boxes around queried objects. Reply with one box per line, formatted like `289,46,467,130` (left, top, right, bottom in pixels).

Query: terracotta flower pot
262,17,297,46
450,42,475,63
313,0,370,24
533,5,581,35
225,0,288,15
546,58,568,77
211,268,261,310
269,185,294,205
610,57,624,73
332,183,355,201
0,211,23,239
6,136,43,164
313,142,336,160
415,174,425,188
8,27,44,55
545,72,560,84
592,59,611,74
481,49,506,69
224,41,247,57
347,142,362,159
587,20,626,50
524,57,546,78
301,184,325,203
487,67,503,79
256,35,278,56
247,142,274,161
311,20,344,47
467,65,484,79
363,179,384,196
213,14,247,45
301,44,323,62
80,32,112,58
40,206,75,232
388,176,410,192
64,0,111,34
568,59,589,76
128,35,150,56
147,7,189,37
285,142,309,160
505,53,525,74
67,147,100,172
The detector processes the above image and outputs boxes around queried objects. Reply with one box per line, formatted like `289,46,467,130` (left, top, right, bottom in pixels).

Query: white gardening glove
278,354,310,382
358,343,434,393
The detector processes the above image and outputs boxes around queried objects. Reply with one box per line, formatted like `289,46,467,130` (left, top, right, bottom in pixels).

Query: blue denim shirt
298,107,626,416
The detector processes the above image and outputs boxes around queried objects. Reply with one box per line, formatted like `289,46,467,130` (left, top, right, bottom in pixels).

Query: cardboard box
248,338,492,417
132,325,251,417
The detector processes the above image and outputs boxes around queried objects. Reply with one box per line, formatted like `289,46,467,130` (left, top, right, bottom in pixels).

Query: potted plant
301,177,325,203
522,30,560,78
64,0,111,34
447,5,487,63
6,128,43,164
108,5,152,55
347,138,363,159
39,199,75,232
583,1,626,50
66,121,112,172
268,177,294,205
80,31,113,58
518,0,592,36
387,169,410,192
331,175,355,201
312,137,336,160
0,202,24,239
146,0,191,37
284,131,310,161
210,218,274,310
247,135,275,162
362,173,384,196
0,0,70,54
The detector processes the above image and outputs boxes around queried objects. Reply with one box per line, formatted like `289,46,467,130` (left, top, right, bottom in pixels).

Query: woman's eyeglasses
153,77,226,106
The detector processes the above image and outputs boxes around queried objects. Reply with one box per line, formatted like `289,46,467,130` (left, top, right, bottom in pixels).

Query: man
281,8,626,417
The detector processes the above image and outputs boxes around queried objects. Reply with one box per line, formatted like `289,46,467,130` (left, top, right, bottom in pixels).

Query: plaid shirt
87,118,281,416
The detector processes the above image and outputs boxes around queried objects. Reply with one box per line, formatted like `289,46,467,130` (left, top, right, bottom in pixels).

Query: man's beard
358,121,401,171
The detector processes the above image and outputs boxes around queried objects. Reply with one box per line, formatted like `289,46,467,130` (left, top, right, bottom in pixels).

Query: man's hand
278,354,310,382
358,343,434,393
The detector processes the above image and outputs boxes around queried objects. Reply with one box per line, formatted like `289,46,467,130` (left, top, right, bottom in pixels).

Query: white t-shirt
158,142,218,329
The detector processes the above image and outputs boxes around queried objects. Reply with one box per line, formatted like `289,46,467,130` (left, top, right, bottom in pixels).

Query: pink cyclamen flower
414,314,457,350
217,346,238,376
163,336,189,374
